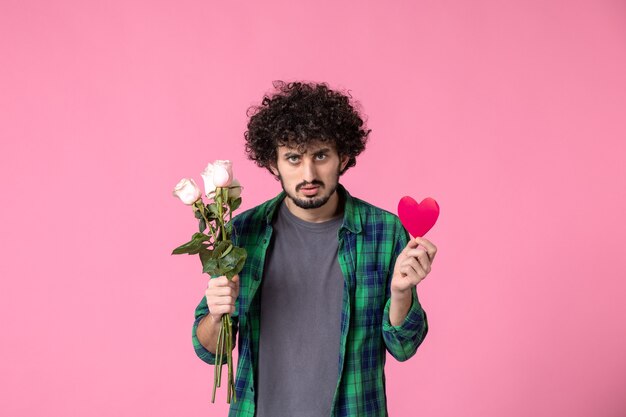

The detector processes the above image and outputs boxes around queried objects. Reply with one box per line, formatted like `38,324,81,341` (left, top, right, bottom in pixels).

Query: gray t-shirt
256,200,344,417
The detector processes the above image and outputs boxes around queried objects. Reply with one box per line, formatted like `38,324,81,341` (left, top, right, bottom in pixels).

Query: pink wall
1,1,625,416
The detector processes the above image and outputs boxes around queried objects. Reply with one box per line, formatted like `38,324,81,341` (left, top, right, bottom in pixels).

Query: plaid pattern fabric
192,183,428,416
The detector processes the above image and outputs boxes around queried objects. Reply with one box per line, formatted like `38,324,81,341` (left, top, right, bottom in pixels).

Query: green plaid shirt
192,183,428,417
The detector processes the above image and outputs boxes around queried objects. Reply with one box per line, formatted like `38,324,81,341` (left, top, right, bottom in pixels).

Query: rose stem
196,202,217,242
226,315,232,403
212,317,224,403
200,210,215,240
229,314,236,403
217,318,225,387
230,316,235,402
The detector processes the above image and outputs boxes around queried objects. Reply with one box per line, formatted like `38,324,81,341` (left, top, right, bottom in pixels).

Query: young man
192,81,437,417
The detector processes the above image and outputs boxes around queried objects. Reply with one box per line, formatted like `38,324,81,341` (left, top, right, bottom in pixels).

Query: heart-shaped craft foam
398,196,440,238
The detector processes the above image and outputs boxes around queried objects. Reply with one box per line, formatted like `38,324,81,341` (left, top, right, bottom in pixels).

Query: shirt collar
263,183,362,234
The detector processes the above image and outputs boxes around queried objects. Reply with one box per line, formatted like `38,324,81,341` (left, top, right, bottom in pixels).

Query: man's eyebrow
283,151,301,158
282,147,331,157
312,148,331,154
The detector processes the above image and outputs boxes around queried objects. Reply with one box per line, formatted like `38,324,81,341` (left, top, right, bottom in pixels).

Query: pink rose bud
172,178,202,205
212,160,233,187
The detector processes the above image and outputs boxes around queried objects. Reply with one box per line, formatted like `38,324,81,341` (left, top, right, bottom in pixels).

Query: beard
278,169,340,210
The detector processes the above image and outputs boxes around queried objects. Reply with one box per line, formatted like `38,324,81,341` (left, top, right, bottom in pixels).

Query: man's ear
340,155,350,171
269,163,279,177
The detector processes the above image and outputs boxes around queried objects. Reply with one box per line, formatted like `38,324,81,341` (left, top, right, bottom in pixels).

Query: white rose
212,160,233,187
200,162,217,196
172,178,201,205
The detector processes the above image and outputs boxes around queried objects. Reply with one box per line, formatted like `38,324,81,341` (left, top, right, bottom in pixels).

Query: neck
284,190,344,223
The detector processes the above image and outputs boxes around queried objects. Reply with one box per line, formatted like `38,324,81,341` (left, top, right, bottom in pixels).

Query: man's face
270,141,349,210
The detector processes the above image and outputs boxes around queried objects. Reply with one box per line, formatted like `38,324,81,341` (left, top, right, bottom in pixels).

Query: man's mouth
300,185,320,196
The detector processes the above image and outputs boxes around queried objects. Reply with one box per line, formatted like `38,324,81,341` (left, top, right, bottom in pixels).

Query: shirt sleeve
191,294,239,365
381,218,429,362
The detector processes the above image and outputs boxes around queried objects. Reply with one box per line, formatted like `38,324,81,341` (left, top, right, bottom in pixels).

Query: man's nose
302,159,317,182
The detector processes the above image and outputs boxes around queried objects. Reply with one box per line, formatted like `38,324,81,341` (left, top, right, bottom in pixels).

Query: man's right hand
205,274,240,323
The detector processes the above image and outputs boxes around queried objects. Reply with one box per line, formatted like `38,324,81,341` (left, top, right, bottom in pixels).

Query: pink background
1,1,625,416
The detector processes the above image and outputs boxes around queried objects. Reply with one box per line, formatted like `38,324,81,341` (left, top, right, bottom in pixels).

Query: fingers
208,275,239,287
208,305,234,320
402,238,420,255
206,286,236,296
208,275,239,291
403,248,432,274
206,300,236,317
205,275,239,318
400,257,427,280
212,294,236,305
398,264,423,287
412,237,437,262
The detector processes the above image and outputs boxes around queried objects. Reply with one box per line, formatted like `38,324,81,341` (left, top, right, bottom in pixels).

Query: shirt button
250,387,254,392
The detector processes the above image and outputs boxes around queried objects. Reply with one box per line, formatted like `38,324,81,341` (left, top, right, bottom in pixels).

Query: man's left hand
391,236,437,296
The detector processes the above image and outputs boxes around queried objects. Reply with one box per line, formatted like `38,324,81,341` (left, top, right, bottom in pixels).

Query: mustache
296,180,324,192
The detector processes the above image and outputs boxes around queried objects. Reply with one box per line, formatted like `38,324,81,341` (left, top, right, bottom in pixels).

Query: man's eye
287,156,300,163
315,154,327,160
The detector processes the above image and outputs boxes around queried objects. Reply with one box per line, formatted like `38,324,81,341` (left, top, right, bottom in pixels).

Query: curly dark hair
244,80,371,177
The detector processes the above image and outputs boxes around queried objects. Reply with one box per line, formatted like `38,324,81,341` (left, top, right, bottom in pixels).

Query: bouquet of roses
171,160,246,404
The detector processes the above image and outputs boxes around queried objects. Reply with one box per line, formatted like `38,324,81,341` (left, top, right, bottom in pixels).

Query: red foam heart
397,196,440,238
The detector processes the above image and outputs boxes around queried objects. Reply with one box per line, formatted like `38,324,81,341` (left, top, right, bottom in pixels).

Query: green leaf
201,257,219,275
171,232,211,255
221,246,246,270
203,204,217,220
225,252,247,279
199,247,211,263
224,221,233,237
220,244,233,258
224,248,247,279
229,197,242,212
194,210,202,219
200,247,225,276
198,218,206,233
208,203,220,218
213,240,233,258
